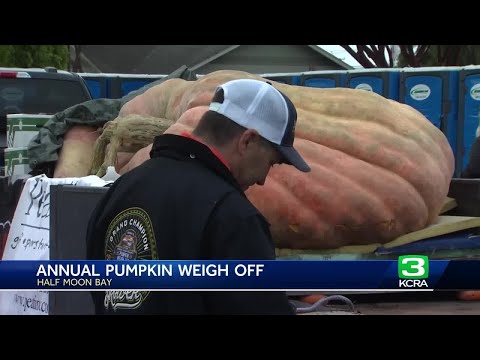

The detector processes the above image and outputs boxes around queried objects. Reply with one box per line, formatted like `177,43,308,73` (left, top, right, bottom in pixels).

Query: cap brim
276,145,311,172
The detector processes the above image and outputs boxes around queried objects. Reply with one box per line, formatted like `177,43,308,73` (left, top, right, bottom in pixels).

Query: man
86,78,311,315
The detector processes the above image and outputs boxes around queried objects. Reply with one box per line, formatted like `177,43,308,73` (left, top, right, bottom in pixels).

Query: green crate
7,113,51,148
4,147,30,176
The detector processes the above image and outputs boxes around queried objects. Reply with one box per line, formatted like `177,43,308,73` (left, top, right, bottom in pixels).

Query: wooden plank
277,215,480,257
440,197,457,214
383,215,480,249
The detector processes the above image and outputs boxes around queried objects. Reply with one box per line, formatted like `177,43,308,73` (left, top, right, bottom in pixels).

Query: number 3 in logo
402,257,425,277
398,255,429,279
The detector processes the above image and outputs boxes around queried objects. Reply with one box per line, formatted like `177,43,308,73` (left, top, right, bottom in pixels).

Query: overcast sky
317,45,363,68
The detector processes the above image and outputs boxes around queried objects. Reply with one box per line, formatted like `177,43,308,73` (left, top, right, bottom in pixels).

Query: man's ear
237,129,259,155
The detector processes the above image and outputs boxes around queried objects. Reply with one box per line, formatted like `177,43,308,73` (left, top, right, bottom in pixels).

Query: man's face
234,130,283,191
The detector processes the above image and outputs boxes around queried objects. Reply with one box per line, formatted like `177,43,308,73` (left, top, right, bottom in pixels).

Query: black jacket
86,134,294,315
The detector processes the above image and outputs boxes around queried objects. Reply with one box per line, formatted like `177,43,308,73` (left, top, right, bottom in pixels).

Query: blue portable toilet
299,70,347,88
260,72,302,86
457,65,480,174
346,68,400,100
399,66,461,175
109,74,167,98
77,73,109,99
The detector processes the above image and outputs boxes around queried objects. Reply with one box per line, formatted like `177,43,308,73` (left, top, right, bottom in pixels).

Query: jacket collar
150,134,244,193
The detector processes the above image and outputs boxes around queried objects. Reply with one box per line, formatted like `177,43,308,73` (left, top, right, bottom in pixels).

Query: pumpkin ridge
293,136,442,222
294,107,451,179
258,144,429,248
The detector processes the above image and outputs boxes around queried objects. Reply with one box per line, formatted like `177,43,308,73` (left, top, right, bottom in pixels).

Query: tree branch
340,45,376,68
384,45,394,67
399,45,416,66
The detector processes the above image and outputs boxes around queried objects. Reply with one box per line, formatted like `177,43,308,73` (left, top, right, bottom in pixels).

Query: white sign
410,84,431,101
0,174,110,315
470,83,480,101
355,83,373,92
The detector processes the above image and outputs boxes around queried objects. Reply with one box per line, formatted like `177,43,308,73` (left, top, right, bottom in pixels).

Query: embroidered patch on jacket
103,207,157,311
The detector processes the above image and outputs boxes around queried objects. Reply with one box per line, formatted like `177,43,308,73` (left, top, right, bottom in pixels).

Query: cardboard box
4,147,30,177
7,114,51,148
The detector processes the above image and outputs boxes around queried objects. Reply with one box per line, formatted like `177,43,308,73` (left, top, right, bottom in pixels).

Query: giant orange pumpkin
119,70,455,250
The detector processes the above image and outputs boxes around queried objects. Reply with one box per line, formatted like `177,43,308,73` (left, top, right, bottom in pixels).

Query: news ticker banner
0,256,478,291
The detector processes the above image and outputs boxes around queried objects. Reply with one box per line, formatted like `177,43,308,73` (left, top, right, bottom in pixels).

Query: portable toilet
399,66,461,175
77,73,109,99
260,72,302,86
108,74,167,98
346,68,400,100
458,65,480,174
300,70,347,88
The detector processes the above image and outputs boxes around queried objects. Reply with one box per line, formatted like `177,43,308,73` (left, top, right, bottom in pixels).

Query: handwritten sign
0,174,110,315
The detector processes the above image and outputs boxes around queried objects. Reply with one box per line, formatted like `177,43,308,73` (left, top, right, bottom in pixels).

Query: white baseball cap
209,79,310,172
